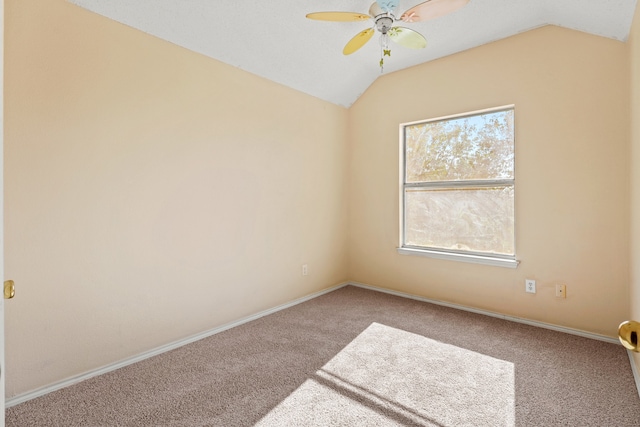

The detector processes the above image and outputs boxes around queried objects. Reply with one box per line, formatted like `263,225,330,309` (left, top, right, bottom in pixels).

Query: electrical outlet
556,284,566,298
302,264,308,276
525,279,536,294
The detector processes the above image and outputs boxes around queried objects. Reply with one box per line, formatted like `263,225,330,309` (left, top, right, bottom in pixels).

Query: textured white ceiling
68,0,637,107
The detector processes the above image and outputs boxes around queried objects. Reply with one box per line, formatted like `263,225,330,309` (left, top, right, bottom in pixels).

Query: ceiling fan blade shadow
306,12,371,22
389,27,427,49
400,0,469,23
343,28,375,55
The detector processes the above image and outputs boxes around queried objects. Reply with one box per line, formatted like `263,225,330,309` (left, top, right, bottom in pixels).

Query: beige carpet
256,322,514,426
6,285,640,426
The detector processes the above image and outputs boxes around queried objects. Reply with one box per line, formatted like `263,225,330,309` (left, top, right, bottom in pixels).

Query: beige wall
630,4,640,371
348,26,630,337
4,0,349,396
5,0,637,400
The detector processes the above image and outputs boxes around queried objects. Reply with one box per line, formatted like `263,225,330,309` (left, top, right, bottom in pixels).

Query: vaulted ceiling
68,0,638,107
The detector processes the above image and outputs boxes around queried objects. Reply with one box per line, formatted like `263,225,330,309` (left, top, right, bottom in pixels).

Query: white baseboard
7,280,623,407
627,350,640,398
347,281,619,344
5,282,350,408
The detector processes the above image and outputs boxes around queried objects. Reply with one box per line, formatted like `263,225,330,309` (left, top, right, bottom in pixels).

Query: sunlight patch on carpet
256,322,515,426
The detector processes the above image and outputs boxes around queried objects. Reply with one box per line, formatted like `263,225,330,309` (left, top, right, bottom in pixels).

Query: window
398,106,517,268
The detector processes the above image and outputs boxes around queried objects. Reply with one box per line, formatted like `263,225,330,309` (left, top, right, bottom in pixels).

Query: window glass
405,186,514,255
402,107,515,260
405,110,514,183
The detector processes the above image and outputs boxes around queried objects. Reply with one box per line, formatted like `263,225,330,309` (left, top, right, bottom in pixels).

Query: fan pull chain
379,33,391,73
380,48,391,72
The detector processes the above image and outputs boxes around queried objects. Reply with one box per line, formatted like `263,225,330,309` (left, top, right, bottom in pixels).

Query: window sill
397,247,519,268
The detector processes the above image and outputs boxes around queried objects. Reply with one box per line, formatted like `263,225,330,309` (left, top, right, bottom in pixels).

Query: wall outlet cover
525,279,536,294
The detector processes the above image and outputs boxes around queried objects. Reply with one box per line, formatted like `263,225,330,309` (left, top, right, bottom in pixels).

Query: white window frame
397,105,519,268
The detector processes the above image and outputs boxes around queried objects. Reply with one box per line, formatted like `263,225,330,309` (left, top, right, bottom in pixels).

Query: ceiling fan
306,0,469,71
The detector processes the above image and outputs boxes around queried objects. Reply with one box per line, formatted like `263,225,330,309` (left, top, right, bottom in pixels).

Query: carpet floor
6,285,640,426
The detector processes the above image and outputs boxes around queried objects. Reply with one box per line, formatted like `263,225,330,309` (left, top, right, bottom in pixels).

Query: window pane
405,186,514,255
405,109,514,183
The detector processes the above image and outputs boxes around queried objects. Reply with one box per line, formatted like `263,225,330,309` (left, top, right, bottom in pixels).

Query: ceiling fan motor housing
375,15,395,34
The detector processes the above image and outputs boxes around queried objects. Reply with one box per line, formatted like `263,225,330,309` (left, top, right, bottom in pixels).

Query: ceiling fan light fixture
375,15,395,34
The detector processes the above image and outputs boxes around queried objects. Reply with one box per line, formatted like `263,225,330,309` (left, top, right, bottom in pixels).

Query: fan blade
375,0,400,12
343,28,375,55
400,0,469,23
306,12,371,22
369,2,384,17
389,27,427,49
